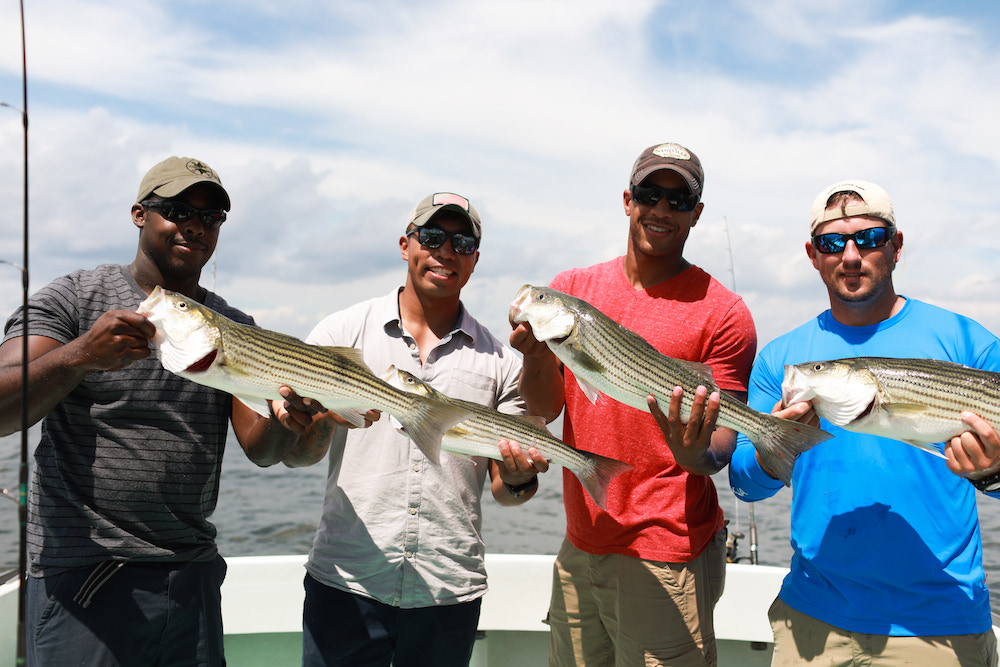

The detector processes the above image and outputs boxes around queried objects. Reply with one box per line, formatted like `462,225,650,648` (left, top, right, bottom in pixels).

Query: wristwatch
971,471,1000,493
503,476,538,497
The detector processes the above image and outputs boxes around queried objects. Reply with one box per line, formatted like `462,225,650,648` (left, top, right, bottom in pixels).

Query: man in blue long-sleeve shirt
729,179,1000,667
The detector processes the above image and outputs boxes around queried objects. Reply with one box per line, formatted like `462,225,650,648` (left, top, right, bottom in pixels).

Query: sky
2,0,1000,355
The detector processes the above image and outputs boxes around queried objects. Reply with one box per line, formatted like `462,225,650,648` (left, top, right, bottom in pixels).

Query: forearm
282,417,337,468
0,340,92,436
728,439,784,502
238,416,303,467
489,459,539,506
518,354,564,423
676,427,736,476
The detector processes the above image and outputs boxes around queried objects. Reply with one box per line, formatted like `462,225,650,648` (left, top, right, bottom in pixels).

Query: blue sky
2,0,1000,353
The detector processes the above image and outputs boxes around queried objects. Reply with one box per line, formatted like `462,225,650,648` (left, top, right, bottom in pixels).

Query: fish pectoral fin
880,403,934,420
901,439,946,459
575,375,603,405
235,396,272,418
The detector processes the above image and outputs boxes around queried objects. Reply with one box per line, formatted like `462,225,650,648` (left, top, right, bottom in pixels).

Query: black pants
301,573,482,667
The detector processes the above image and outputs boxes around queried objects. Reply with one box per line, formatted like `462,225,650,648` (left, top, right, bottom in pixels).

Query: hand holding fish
647,385,731,475
82,310,157,371
270,386,380,434
945,411,1000,479
496,439,550,484
491,439,549,506
508,319,565,425
752,398,821,479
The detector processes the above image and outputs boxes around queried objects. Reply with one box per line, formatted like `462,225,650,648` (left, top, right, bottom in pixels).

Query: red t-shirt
551,258,756,562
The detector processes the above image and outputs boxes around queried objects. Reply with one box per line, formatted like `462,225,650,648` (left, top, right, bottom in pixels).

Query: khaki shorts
768,595,999,667
547,529,727,667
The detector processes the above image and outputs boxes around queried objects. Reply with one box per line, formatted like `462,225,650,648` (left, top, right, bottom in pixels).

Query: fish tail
751,417,834,487
575,451,633,510
398,398,474,464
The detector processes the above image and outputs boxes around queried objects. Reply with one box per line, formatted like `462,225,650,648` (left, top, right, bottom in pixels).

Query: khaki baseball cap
629,143,704,197
406,192,482,240
809,180,895,234
135,156,231,210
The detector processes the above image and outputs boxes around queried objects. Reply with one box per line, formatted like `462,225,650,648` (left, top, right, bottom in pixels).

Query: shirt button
405,551,413,558
409,507,417,515
413,464,420,472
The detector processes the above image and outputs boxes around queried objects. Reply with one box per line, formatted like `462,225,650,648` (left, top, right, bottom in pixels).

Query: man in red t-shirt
511,143,756,667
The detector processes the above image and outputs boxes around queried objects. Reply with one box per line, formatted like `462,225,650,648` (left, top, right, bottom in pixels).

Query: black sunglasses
406,225,479,255
812,226,895,254
630,183,700,212
141,199,227,229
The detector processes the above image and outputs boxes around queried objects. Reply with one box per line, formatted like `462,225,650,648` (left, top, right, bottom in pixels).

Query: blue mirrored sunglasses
630,183,700,212
141,199,227,229
812,226,895,254
406,225,479,255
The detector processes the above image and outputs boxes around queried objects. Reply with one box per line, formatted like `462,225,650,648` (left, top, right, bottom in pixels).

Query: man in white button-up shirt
274,192,549,667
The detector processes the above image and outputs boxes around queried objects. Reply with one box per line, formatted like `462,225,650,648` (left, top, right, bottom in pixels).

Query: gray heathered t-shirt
2,263,254,576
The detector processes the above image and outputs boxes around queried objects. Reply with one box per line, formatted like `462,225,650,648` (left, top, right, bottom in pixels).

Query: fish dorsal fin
322,345,375,374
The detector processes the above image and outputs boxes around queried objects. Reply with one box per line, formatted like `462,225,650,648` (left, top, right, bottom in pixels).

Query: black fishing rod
0,1,30,664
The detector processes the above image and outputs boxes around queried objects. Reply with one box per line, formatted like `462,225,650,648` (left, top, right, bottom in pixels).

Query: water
2,430,1000,621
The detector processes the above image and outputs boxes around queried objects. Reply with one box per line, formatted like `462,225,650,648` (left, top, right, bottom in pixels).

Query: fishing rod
0,1,30,664
720,215,759,565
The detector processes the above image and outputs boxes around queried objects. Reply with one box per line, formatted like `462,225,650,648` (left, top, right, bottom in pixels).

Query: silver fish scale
844,357,1000,423
447,399,597,473
568,306,770,434
217,319,412,412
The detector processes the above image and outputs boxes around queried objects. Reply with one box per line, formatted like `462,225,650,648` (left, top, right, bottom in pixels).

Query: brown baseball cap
406,192,482,240
629,143,704,197
809,180,895,234
135,156,231,210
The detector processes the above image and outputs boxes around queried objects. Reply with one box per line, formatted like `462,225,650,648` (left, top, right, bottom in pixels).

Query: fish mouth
508,285,532,323
185,349,218,373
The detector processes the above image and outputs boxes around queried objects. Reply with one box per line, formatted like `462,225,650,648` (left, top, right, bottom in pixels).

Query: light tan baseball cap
135,156,231,210
810,179,895,234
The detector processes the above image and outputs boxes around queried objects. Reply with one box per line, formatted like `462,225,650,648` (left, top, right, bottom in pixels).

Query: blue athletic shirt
729,297,1000,636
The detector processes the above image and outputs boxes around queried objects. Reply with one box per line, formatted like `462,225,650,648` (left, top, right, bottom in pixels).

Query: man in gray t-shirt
0,156,303,666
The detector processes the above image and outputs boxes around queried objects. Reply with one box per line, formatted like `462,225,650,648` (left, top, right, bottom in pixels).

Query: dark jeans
26,555,227,667
301,573,482,667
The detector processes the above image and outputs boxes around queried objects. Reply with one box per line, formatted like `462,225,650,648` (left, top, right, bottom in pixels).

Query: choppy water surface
1,430,999,621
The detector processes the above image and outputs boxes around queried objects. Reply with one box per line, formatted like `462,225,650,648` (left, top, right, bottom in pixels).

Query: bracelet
503,476,538,497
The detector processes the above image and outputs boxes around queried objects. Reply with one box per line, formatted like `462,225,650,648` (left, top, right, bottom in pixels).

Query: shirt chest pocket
442,369,499,408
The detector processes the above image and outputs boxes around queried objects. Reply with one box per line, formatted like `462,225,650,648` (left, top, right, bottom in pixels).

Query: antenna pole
16,0,29,663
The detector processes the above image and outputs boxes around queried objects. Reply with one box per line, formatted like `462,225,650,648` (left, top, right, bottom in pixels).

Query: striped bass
384,366,634,509
136,286,472,462
782,357,1000,456
508,284,834,486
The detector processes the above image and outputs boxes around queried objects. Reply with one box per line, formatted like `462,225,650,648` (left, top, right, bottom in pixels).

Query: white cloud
1,0,999,357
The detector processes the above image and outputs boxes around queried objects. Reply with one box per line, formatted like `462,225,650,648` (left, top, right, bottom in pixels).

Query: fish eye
812,363,824,371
